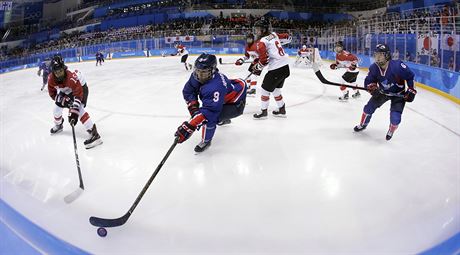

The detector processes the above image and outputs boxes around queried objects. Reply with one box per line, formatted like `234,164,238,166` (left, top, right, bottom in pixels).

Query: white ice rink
1,56,459,254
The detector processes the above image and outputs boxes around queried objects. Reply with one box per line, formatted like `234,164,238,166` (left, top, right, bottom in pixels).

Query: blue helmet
374,44,391,67
193,53,217,84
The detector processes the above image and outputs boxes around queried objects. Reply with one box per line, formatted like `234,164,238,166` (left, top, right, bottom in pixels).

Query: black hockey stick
218,57,249,65
312,62,367,91
64,125,85,203
89,137,179,228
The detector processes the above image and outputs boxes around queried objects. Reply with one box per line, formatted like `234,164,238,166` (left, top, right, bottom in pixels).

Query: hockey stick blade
64,187,84,203
218,57,223,64
89,212,130,228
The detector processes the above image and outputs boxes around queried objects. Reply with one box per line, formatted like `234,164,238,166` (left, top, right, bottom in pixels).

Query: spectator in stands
430,49,440,67
448,57,455,71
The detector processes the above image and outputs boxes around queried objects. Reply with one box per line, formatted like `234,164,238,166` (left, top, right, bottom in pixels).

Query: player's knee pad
363,103,377,115
272,88,282,97
390,111,402,125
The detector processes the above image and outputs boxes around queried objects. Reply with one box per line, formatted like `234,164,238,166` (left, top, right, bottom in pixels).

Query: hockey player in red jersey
172,43,193,71
251,19,291,119
48,55,102,149
234,33,259,96
330,41,360,101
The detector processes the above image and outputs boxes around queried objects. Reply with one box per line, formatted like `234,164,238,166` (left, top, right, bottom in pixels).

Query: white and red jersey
176,45,189,56
256,32,290,71
243,42,259,61
297,48,311,58
335,50,358,71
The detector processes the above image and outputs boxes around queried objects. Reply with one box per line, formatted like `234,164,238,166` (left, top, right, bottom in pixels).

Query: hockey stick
312,63,405,97
89,137,179,228
218,57,249,65
64,125,84,203
312,62,367,91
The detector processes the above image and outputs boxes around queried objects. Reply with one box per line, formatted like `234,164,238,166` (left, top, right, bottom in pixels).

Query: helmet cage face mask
53,68,66,83
193,67,213,84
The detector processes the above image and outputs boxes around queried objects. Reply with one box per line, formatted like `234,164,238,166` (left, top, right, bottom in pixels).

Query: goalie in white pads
295,45,313,67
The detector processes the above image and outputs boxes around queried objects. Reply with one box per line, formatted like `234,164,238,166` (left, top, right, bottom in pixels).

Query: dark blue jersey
365,59,415,94
39,61,51,74
182,71,245,125
95,53,104,59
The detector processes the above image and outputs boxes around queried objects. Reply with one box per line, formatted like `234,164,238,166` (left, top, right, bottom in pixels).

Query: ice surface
1,56,459,253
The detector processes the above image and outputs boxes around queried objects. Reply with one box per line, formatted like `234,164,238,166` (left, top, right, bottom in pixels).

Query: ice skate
253,109,268,119
353,124,367,132
352,91,361,99
217,119,231,126
339,91,349,101
194,140,211,153
272,104,286,117
50,119,64,135
386,124,398,141
84,124,103,149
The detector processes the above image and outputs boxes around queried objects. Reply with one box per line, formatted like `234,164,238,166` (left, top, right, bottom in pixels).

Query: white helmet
302,45,307,49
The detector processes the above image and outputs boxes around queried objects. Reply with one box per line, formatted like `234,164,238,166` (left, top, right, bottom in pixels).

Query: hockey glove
404,87,417,102
175,121,196,143
55,92,73,108
330,63,338,70
235,58,245,66
187,100,200,117
68,98,81,126
251,62,264,76
366,83,379,95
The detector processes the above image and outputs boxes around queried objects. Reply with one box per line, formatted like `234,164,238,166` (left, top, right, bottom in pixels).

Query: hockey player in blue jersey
175,53,247,153
95,52,104,66
354,44,417,140
37,58,51,91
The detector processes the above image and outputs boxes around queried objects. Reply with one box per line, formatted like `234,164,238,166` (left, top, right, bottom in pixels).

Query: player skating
172,42,193,71
354,44,416,140
95,51,104,66
48,55,103,149
250,19,291,119
330,41,360,101
175,53,247,153
234,33,259,96
37,58,51,91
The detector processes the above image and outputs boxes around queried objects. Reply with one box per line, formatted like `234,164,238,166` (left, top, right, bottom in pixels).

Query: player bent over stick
354,44,417,140
175,53,247,153
48,55,103,149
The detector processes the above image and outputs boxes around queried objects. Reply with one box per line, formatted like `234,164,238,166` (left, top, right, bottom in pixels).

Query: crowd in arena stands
1,3,459,71
357,2,459,34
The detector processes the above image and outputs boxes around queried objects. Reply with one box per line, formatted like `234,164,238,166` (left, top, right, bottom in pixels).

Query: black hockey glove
175,121,196,143
68,98,81,126
404,87,417,102
250,62,264,76
187,100,200,117
55,92,73,108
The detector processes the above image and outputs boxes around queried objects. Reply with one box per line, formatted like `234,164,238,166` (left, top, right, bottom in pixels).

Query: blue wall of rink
1,45,459,101
320,50,460,100
0,199,90,255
